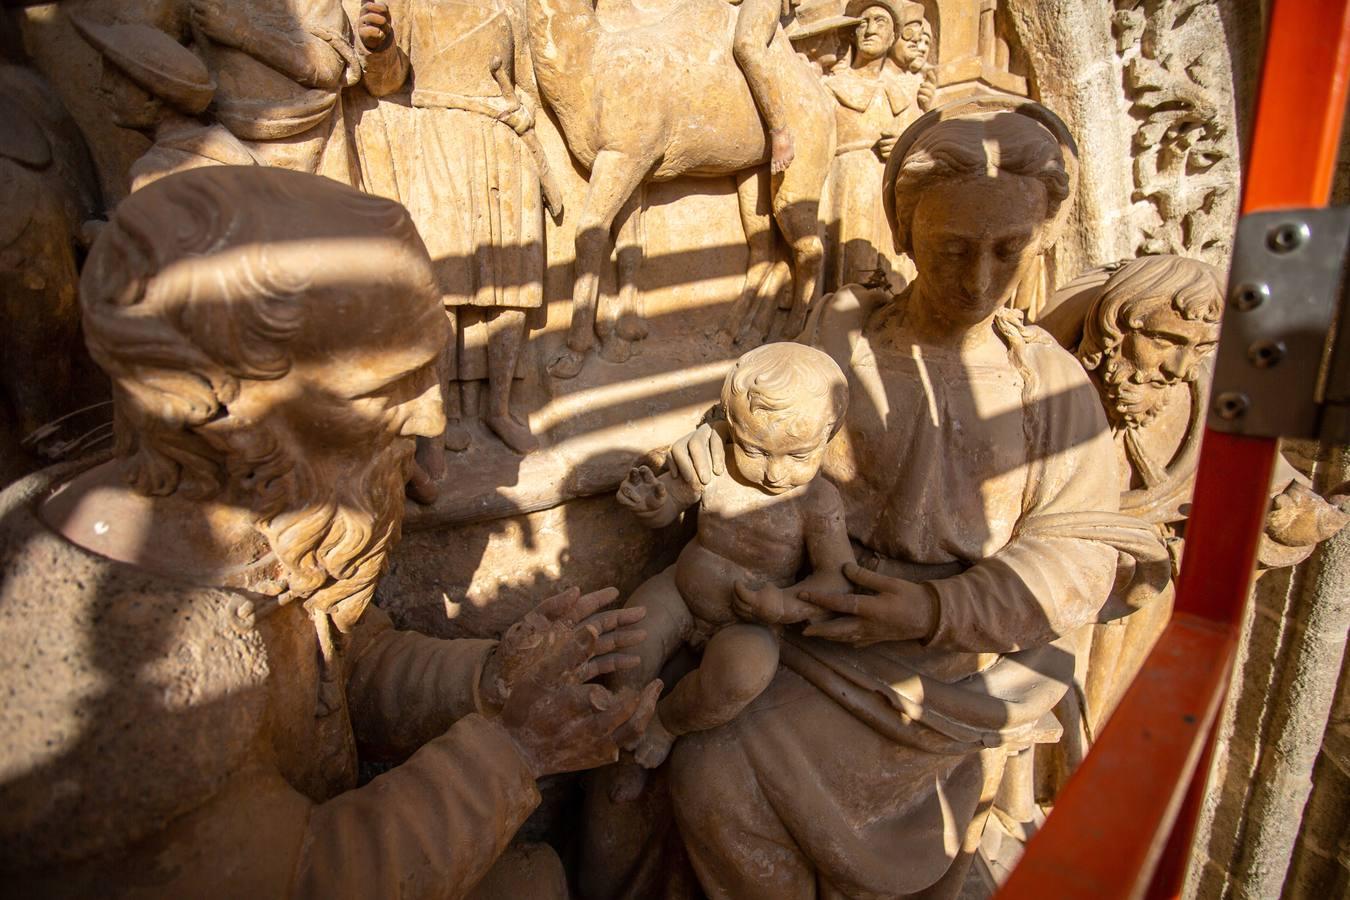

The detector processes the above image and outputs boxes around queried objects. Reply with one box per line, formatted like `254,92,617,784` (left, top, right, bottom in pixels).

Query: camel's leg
750,257,792,340
772,195,825,341
719,167,778,347
549,150,650,380
610,182,648,355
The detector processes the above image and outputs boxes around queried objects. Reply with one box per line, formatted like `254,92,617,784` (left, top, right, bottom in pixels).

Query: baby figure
610,342,854,800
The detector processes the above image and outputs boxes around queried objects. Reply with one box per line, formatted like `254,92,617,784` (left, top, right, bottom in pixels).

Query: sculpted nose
964,251,993,298
400,382,447,439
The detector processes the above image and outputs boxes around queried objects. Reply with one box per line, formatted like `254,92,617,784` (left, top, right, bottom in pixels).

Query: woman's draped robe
665,289,1164,898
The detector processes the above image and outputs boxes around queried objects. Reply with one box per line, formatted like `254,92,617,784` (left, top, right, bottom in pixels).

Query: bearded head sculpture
1076,255,1223,430
79,166,447,632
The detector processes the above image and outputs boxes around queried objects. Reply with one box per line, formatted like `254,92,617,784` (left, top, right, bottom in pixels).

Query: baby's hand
733,580,826,625
617,466,668,514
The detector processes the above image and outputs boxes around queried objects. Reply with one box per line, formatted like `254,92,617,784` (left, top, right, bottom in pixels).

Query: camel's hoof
616,319,648,342
735,325,763,347
712,327,736,350
547,348,586,380
600,337,634,364
486,414,539,455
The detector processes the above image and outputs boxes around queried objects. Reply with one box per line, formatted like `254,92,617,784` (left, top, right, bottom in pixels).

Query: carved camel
528,0,836,377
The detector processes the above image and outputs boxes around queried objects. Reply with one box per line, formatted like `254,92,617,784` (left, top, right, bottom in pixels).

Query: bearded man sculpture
0,167,658,898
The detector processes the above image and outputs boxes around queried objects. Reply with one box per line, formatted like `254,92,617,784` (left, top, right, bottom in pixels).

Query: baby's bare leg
733,0,794,172
609,565,695,693
659,623,779,737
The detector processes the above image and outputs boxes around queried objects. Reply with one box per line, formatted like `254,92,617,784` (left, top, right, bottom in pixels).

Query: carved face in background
1077,256,1224,429
854,6,897,63
897,18,931,71
80,167,447,630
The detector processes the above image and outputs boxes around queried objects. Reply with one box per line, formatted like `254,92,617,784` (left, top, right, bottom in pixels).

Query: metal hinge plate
1208,207,1350,441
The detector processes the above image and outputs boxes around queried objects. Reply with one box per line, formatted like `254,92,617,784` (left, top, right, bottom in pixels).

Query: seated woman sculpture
608,343,854,800
583,99,1166,899
0,167,659,899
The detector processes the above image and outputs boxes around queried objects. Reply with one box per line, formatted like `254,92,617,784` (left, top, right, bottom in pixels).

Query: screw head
1214,391,1250,420
1248,338,1287,368
1231,282,1269,311
1268,221,1310,253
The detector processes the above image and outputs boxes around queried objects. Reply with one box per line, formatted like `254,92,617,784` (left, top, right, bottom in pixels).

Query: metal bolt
1214,391,1250,420
1248,338,1287,368
1231,282,1269,311
1268,221,1309,253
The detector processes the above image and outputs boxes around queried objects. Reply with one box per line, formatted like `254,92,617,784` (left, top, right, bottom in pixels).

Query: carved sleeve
344,605,497,761
922,345,1122,653
291,714,540,898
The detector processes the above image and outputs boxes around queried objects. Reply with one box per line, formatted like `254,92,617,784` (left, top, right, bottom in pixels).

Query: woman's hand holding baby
798,564,938,645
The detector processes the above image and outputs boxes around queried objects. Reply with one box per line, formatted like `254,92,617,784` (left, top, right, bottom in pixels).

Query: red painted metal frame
999,1,1350,897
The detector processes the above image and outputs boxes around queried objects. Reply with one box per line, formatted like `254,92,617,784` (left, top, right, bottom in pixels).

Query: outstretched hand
480,586,646,711
617,466,667,515
797,564,937,646
483,586,662,776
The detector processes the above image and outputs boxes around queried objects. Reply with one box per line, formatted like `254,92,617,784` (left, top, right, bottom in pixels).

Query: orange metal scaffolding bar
998,1,1350,897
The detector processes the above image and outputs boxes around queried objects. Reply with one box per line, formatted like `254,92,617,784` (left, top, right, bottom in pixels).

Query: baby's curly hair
722,342,849,442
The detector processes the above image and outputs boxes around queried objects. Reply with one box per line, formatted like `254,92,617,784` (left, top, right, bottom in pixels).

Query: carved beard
223,424,415,632
1096,354,1172,430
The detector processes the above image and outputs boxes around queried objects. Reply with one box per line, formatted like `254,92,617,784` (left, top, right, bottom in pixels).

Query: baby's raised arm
617,465,701,529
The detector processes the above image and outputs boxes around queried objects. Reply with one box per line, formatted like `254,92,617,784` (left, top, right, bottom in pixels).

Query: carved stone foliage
1114,0,1240,265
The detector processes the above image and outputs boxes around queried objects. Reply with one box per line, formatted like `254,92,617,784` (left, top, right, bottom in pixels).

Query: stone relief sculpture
527,0,836,376
582,99,1169,899
607,342,854,801
785,0,859,75
1041,255,1350,732
0,44,105,484
357,0,556,456
822,0,932,292
71,0,359,191
0,167,659,897
1112,1,1239,265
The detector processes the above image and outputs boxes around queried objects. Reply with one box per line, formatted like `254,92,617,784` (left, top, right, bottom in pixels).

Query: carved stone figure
71,0,359,190
606,342,854,801
357,0,555,455
527,0,836,376
821,0,930,292
0,167,659,897
0,48,105,484
1041,255,1349,732
582,99,1167,899
785,0,859,75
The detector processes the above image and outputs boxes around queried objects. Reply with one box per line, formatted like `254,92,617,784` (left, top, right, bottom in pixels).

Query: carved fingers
358,1,394,52
481,586,645,711
669,423,724,489
503,678,662,777
617,466,666,513
798,564,934,643
732,580,822,625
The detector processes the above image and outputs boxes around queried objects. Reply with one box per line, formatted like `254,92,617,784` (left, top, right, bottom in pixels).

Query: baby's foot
770,127,795,174
634,714,676,769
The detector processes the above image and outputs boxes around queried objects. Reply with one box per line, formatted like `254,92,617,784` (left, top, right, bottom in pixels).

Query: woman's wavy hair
889,109,1072,255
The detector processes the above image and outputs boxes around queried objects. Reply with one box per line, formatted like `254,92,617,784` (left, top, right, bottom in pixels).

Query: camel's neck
526,0,598,152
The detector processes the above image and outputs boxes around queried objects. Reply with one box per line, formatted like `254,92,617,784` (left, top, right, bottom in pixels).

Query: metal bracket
1208,207,1350,441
